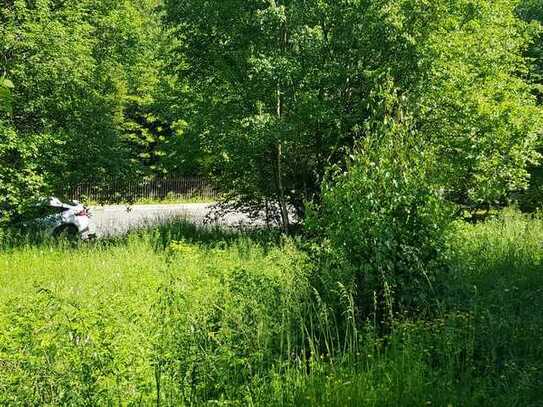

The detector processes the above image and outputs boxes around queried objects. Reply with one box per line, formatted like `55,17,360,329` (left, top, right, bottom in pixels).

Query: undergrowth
0,210,542,405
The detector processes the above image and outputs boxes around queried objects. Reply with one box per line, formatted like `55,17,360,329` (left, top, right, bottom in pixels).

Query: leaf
0,84,13,113
1,79,14,89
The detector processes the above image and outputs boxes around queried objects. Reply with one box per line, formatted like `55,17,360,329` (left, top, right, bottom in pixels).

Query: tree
491,0,543,212
518,0,543,92
0,77,13,113
1,76,42,222
0,0,183,220
412,0,542,207
165,0,542,228
0,121,49,224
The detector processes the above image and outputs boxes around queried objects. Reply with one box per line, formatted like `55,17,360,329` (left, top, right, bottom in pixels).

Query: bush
0,121,48,225
308,126,453,324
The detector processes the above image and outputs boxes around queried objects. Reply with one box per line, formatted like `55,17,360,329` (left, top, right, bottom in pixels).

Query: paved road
90,203,262,237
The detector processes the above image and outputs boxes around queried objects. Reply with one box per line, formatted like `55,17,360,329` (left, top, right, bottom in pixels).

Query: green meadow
1,210,542,406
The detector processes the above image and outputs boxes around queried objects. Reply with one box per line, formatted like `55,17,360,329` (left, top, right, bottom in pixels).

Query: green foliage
0,77,13,112
0,239,161,405
165,0,542,216
0,121,50,224
154,238,310,403
2,0,540,217
1,215,543,405
88,0,188,177
514,165,543,212
260,210,543,406
308,121,453,321
442,210,543,405
0,0,186,214
414,0,543,206
518,0,543,89
0,224,313,405
2,0,543,404
516,0,543,211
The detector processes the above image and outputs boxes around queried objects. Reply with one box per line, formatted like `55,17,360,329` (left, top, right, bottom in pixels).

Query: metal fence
66,177,218,203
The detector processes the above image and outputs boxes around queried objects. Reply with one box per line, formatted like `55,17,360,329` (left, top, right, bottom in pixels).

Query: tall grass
0,223,310,405
0,236,163,404
1,210,542,405
256,210,543,406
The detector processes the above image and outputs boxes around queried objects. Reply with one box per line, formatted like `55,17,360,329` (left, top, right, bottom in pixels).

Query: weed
1,210,542,405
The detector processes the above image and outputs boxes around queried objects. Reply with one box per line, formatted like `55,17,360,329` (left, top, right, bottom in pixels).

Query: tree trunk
276,142,290,234
276,86,290,234
273,0,289,234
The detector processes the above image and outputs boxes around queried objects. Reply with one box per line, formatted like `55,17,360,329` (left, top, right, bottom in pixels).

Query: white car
27,197,96,240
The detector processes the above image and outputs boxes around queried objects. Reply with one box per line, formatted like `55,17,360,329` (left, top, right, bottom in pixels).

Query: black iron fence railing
66,177,217,203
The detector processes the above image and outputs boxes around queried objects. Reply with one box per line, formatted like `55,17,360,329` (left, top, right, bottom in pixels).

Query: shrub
0,121,48,225
308,125,453,325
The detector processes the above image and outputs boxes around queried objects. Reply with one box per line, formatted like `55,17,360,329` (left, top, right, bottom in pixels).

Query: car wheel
53,225,80,241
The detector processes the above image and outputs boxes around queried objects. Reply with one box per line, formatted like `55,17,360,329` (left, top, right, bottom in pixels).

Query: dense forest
1,0,542,224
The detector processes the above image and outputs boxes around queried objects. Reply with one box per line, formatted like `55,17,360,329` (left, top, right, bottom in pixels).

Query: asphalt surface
90,203,262,237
